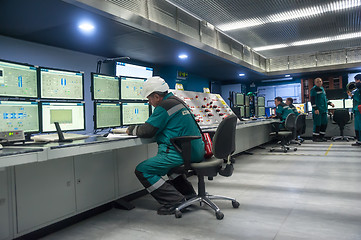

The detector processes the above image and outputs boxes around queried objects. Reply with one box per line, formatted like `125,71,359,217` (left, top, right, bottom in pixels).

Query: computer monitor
0,59,38,98
40,67,84,100
257,96,265,107
239,106,245,117
257,107,266,116
293,103,305,114
116,62,153,79
235,93,244,106
245,106,250,117
94,102,121,129
120,77,146,100
328,99,344,109
344,99,353,108
92,73,119,100
41,102,85,132
245,96,250,106
0,101,39,133
122,102,150,125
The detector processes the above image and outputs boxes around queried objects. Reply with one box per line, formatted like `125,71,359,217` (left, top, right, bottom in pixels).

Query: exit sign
177,71,188,79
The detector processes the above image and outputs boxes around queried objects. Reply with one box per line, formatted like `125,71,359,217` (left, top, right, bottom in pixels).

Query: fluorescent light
253,44,288,51
217,0,361,31
292,37,329,46
178,54,188,59
239,73,245,77
285,75,291,77
78,22,95,32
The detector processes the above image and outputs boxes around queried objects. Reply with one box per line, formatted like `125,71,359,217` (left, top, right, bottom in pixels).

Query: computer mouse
103,133,109,137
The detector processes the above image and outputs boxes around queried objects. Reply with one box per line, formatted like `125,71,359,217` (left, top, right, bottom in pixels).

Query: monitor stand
54,122,73,143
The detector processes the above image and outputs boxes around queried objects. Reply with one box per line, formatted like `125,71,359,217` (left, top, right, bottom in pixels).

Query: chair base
175,194,239,220
270,145,297,153
332,136,355,142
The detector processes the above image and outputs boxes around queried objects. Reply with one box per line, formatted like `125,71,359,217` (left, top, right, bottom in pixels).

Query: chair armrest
170,136,201,170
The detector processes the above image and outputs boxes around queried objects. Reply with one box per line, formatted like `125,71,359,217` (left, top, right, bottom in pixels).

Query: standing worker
310,78,334,142
126,76,205,215
286,97,299,116
348,74,361,146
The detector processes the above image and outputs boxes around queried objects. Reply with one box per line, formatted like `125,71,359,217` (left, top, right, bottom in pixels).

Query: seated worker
269,97,294,131
286,97,299,116
126,76,205,215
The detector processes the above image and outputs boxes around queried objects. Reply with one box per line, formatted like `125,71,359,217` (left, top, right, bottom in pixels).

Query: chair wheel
270,149,274,152
175,210,182,218
232,200,240,208
284,149,287,153
216,211,224,220
294,148,297,151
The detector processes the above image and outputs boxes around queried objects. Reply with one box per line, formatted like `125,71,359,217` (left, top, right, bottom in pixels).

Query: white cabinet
0,168,11,240
74,151,116,212
15,158,76,234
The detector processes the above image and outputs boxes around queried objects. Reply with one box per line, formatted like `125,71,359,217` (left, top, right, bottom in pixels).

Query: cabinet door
74,151,116,212
0,168,11,240
15,158,76,234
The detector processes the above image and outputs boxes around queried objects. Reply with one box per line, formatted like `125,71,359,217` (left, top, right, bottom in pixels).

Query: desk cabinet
0,169,11,240
15,158,76,234
74,151,116,212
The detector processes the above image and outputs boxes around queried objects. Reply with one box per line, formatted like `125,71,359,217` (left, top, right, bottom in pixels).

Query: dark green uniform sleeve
310,88,318,111
275,105,283,119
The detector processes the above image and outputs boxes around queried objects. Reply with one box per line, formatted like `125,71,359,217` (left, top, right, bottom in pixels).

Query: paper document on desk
106,133,137,139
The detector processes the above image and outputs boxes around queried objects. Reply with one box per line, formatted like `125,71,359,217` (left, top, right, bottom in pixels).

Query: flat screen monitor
306,102,312,112
239,106,245,117
0,59,38,98
245,106,250,117
94,103,121,129
245,96,250,106
257,96,265,107
293,103,305,114
116,62,153,79
328,99,344,109
235,93,244,106
92,73,119,100
122,102,150,125
0,101,39,133
41,102,85,132
120,77,146,100
40,67,83,100
265,107,273,117
344,99,353,108
257,107,266,116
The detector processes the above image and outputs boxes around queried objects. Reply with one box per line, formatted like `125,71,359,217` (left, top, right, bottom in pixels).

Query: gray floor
41,141,361,240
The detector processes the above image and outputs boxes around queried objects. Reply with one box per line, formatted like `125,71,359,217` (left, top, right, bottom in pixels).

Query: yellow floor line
325,143,333,156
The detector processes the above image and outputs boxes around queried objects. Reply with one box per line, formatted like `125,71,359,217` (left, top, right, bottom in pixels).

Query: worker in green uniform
270,97,294,132
286,97,299,116
348,74,361,146
310,78,334,142
127,76,204,215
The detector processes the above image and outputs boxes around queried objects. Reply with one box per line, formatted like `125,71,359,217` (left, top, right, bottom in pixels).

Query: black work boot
320,134,327,142
157,198,186,215
313,135,323,142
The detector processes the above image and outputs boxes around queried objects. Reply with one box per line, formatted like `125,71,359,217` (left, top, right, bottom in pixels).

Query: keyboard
32,133,89,142
112,128,128,134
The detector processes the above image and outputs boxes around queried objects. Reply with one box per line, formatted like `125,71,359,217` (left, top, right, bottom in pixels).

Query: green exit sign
177,71,188,79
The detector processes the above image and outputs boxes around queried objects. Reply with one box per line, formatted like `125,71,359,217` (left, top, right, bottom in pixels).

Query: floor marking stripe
325,143,333,156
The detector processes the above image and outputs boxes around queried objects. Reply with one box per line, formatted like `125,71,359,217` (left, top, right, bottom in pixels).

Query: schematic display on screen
116,62,153,79
235,93,244,106
257,97,265,107
328,99,344,109
42,102,84,132
344,99,353,108
257,107,266,116
0,101,39,132
122,103,149,125
121,77,146,100
0,60,38,98
96,103,121,129
40,68,83,99
93,74,119,100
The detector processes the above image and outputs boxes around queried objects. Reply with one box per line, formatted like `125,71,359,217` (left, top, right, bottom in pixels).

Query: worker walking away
286,97,299,116
310,78,334,142
348,74,361,146
127,77,205,215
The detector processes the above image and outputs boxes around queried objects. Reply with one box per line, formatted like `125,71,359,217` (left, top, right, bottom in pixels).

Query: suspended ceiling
167,0,361,58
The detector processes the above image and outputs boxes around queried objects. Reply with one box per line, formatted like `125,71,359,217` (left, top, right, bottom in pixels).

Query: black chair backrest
333,109,350,127
295,114,306,132
284,113,296,130
212,115,237,159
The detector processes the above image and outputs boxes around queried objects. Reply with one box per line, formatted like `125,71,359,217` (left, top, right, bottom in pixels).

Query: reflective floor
41,141,361,240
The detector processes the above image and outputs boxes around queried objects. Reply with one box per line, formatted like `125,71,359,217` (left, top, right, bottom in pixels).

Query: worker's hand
126,128,131,135
331,103,335,108
347,91,352,97
314,110,320,115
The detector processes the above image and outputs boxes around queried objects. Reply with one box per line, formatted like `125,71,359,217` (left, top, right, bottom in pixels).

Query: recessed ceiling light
253,44,288,51
285,74,291,77
178,54,188,59
239,73,245,77
78,22,95,32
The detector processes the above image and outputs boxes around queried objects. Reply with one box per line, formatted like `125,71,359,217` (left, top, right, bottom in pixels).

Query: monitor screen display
245,106,250,117
344,99,353,108
257,106,266,116
95,103,121,129
122,102,149,125
41,102,85,132
328,99,344,109
92,73,119,100
235,93,244,106
0,60,38,98
245,96,250,106
0,101,39,133
120,77,146,100
293,103,305,113
239,106,245,117
257,96,265,107
40,68,83,100
116,62,153,79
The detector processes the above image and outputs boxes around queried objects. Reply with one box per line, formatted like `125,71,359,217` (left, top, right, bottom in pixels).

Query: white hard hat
141,76,169,98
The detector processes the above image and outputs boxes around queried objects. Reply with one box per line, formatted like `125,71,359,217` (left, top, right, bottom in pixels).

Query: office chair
331,109,355,142
270,113,297,153
169,115,240,220
290,114,306,145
